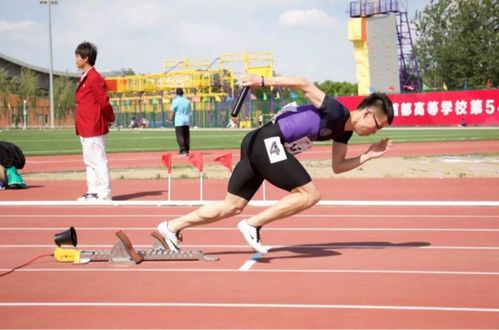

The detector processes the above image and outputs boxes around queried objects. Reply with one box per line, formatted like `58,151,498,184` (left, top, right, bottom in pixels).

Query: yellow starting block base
54,231,218,264
54,247,81,263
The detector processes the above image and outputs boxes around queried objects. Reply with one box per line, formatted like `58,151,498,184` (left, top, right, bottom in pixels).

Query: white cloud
0,20,38,41
0,20,36,33
0,19,47,65
278,9,336,28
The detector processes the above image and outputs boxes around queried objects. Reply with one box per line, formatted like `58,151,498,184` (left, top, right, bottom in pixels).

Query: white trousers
80,135,112,199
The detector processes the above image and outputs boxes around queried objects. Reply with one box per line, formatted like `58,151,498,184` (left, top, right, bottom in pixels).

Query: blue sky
0,0,430,82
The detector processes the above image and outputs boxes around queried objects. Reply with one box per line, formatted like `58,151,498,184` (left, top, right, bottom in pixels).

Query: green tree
54,75,76,123
11,68,39,107
0,68,10,117
414,0,498,90
316,80,358,96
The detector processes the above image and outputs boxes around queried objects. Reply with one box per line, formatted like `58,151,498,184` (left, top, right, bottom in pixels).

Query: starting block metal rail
55,230,218,264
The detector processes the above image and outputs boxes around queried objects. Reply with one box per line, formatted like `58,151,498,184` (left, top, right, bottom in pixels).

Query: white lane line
2,214,499,219
2,268,499,276
0,301,497,312
239,253,263,271
1,244,499,250
1,227,499,232
1,200,498,207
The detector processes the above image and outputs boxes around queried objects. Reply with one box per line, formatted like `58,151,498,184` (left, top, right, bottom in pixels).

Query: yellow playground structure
106,52,273,123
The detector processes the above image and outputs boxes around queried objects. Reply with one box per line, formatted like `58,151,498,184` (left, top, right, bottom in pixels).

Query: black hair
357,92,394,125
176,88,184,96
75,41,98,66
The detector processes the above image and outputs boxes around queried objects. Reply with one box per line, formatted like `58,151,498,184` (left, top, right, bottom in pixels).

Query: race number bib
284,136,313,155
264,137,287,164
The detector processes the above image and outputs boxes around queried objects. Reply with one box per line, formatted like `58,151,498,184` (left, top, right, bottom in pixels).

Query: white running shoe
237,219,268,254
77,193,112,201
98,195,112,201
157,221,182,252
77,193,98,201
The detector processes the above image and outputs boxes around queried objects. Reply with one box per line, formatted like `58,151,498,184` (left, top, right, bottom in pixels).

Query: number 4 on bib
264,137,287,164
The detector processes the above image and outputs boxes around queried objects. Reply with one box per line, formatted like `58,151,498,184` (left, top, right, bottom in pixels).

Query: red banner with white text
337,89,499,126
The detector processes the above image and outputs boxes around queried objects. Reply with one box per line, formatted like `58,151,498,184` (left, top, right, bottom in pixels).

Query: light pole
40,0,57,129
23,100,27,130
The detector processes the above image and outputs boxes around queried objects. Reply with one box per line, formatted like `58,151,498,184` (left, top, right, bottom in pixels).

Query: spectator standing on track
171,88,191,156
74,41,115,201
158,74,394,253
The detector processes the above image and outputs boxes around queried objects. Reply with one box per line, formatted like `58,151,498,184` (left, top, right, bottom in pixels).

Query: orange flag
161,153,172,174
188,152,203,172
214,153,233,172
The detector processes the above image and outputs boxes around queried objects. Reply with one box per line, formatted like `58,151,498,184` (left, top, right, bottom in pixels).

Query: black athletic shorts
228,123,312,200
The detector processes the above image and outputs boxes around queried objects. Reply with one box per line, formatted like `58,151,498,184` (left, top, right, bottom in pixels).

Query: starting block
55,230,218,264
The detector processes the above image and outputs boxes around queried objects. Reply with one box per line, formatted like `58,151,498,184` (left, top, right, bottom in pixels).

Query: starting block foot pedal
151,231,170,251
150,231,219,262
110,231,144,264
79,231,144,265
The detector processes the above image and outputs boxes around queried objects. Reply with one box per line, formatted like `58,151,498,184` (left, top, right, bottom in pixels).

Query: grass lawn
0,127,498,156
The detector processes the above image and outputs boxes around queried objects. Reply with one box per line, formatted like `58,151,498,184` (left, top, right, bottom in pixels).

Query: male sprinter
158,74,394,253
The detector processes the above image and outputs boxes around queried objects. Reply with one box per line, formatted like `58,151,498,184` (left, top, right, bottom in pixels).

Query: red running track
22,140,499,173
1,177,498,202
0,179,498,328
0,140,498,328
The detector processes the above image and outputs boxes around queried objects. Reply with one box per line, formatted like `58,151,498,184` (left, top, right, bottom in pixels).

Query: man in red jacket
75,42,115,201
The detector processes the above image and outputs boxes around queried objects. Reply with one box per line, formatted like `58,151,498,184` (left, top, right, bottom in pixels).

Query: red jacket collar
77,67,95,90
